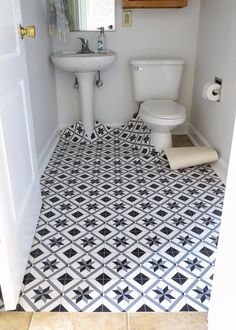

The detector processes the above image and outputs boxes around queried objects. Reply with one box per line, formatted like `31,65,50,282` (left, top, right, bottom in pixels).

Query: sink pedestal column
75,71,96,138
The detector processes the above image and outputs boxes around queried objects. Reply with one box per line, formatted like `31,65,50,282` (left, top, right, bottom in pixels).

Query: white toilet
130,58,187,152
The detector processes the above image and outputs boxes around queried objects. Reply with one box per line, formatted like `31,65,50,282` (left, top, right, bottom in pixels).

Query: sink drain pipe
73,71,103,90
73,76,79,89
96,71,103,88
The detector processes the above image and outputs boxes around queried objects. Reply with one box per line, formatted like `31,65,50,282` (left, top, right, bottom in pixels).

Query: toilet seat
140,100,186,120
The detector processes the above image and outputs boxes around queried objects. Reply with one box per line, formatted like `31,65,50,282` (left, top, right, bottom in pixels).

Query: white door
0,0,41,310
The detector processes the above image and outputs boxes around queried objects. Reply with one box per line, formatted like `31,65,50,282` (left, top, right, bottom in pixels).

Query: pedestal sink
51,50,117,137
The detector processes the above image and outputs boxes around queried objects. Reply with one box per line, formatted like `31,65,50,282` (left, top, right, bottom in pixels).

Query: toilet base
150,131,172,152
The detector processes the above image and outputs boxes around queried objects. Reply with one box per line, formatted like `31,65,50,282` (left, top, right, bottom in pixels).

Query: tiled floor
0,312,208,330
12,115,224,313
0,289,4,312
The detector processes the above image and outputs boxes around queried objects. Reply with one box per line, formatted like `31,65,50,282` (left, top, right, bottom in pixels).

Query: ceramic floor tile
183,278,212,311
0,288,4,312
128,312,208,330
0,312,33,330
103,279,144,312
175,251,214,279
142,278,186,311
17,116,224,312
28,253,69,279
104,253,140,279
29,312,128,330
18,279,64,312
61,279,103,312
140,253,177,279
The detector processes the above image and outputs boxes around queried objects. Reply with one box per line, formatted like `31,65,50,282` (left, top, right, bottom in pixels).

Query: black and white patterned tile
0,288,4,311
16,115,225,312
19,279,64,312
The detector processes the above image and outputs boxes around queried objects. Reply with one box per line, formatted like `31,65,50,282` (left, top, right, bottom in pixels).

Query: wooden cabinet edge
122,0,188,9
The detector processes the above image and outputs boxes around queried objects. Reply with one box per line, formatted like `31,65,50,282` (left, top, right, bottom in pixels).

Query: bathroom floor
16,116,224,312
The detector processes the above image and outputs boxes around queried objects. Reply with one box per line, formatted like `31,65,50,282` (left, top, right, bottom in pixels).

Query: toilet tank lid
130,58,185,66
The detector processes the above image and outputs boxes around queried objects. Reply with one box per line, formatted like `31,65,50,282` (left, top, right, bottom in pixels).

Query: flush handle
133,66,143,71
19,24,36,39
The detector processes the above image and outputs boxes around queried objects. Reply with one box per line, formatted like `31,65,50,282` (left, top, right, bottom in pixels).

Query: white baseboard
60,122,128,130
210,161,227,185
38,128,60,178
105,122,189,131
60,122,188,131
188,124,227,184
188,124,210,147
60,124,71,130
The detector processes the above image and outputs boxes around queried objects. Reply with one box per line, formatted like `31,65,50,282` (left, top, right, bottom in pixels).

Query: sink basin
51,49,117,138
51,50,117,73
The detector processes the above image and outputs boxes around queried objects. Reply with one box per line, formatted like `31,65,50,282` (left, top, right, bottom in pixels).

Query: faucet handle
78,37,88,45
77,37,94,54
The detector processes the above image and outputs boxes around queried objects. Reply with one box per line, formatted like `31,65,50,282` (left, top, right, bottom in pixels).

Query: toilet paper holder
202,77,222,102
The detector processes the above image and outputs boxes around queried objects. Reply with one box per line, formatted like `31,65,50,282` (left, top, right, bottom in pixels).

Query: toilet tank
130,58,185,102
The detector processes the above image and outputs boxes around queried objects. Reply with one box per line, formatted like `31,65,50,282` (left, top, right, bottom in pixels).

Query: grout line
127,312,130,330
28,312,34,330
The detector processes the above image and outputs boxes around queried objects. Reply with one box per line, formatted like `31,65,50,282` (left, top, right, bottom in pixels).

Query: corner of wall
187,0,202,119
189,123,227,184
38,128,60,179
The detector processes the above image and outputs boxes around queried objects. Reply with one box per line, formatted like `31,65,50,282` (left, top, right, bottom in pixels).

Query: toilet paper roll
202,82,221,101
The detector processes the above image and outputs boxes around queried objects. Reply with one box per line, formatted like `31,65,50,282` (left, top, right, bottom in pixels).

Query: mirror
68,0,115,32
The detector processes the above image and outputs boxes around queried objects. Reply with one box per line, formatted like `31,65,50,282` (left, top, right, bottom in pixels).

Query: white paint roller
164,146,219,170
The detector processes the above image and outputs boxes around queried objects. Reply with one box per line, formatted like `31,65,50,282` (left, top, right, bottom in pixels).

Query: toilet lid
140,100,186,120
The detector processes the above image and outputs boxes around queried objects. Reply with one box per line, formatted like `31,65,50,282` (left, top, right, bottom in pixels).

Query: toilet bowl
139,100,186,151
130,58,187,152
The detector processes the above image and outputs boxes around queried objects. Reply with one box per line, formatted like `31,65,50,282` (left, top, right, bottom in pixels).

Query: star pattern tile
13,115,225,312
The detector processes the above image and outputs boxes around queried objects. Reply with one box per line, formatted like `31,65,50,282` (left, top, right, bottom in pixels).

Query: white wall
190,0,236,178
20,0,59,166
53,0,200,129
208,118,236,328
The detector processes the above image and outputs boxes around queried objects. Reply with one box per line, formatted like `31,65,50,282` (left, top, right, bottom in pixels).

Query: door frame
208,120,236,329
0,0,42,310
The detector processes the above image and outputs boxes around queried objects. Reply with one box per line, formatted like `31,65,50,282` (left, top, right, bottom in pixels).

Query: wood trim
122,0,187,9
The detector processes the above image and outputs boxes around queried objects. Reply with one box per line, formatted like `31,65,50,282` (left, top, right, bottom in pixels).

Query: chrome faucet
77,37,94,54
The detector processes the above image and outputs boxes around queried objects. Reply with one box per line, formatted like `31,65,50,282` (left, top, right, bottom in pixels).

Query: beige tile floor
0,312,208,330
